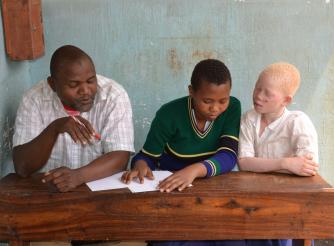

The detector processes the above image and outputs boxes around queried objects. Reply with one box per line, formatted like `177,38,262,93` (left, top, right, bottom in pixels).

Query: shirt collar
254,107,289,131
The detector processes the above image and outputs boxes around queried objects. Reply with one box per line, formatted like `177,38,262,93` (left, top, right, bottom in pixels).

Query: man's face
49,58,97,112
189,80,231,122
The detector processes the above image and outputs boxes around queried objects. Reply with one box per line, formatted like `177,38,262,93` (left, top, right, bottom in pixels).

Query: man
13,45,134,192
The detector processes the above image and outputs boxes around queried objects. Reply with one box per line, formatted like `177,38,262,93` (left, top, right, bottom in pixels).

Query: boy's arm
238,157,285,172
239,156,317,176
203,97,241,177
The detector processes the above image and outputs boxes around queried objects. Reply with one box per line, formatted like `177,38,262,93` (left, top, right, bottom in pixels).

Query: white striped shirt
13,75,134,172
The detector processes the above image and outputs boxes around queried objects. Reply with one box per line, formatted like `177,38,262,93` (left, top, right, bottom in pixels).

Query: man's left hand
42,166,83,192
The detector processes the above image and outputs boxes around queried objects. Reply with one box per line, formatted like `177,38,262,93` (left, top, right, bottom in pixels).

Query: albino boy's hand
42,166,83,192
158,163,206,193
283,155,319,176
121,160,154,184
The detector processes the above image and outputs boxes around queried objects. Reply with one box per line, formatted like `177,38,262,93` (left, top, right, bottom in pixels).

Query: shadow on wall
307,51,334,185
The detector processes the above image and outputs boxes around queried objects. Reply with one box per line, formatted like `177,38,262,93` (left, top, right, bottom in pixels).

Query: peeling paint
167,48,182,73
192,50,214,60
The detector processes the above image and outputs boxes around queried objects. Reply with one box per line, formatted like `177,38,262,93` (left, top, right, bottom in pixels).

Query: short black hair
191,59,231,91
50,45,94,79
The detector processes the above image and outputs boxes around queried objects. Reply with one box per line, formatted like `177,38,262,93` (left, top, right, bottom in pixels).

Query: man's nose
78,84,90,95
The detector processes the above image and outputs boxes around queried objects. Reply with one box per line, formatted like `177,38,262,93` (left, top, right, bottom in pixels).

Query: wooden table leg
292,239,312,246
303,239,312,246
9,240,29,246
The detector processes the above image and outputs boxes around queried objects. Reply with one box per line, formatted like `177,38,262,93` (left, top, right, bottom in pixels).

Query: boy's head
48,45,97,112
188,59,232,122
253,62,300,115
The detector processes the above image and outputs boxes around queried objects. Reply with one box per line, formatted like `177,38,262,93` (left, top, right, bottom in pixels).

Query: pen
71,115,101,140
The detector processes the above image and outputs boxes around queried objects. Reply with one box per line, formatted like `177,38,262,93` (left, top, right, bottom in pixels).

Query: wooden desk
0,172,333,246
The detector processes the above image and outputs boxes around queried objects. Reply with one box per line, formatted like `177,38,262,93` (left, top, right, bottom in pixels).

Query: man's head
48,45,97,112
253,62,301,115
188,59,232,122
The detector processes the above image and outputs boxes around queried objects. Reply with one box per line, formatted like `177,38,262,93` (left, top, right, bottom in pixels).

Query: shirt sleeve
13,94,44,147
291,113,319,163
130,151,158,170
102,89,135,153
203,98,241,177
238,111,256,158
141,106,174,158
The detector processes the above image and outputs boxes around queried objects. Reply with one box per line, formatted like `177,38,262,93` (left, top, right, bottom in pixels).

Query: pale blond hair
259,62,301,96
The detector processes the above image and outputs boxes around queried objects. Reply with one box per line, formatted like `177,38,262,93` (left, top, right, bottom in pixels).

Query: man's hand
55,116,96,145
283,155,319,176
158,163,206,193
42,166,84,192
121,160,154,184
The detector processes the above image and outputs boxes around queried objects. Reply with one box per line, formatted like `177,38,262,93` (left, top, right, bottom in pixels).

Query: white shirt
13,75,135,172
239,108,318,162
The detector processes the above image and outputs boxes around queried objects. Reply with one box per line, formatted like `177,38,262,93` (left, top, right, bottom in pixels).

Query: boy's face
48,58,97,112
189,80,231,122
253,74,290,115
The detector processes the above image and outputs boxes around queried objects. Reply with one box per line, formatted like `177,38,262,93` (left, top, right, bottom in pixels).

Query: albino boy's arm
239,156,318,176
238,157,285,173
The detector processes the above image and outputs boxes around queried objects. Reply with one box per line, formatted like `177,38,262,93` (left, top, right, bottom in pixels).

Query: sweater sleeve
203,97,241,177
130,151,158,170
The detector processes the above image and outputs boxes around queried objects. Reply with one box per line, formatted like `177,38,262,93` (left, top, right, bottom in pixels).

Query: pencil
71,115,100,140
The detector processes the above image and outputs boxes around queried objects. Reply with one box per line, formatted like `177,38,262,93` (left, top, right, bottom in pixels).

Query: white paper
128,170,173,193
86,172,128,191
86,170,173,193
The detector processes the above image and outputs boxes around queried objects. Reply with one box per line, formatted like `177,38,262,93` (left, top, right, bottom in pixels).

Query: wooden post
2,0,45,60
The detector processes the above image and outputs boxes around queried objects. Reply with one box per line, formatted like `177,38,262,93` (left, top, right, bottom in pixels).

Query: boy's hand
42,166,84,192
121,160,154,184
283,155,319,176
158,163,206,193
54,116,96,145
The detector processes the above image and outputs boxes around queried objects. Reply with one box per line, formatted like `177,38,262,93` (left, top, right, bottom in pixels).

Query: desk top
0,172,333,241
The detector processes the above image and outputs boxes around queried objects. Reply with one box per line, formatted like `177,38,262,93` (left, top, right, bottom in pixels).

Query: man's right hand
55,116,96,145
121,160,154,184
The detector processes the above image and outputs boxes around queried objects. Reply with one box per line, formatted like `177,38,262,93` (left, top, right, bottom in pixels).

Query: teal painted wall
2,0,334,185
0,9,31,176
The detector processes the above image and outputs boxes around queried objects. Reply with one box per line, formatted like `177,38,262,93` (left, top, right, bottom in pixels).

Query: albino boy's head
253,62,301,116
259,62,301,97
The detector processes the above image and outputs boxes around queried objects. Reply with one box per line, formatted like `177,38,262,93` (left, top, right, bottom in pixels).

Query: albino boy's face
252,74,288,115
189,80,231,122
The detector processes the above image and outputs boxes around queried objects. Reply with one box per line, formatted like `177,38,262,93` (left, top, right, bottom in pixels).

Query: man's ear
47,76,56,92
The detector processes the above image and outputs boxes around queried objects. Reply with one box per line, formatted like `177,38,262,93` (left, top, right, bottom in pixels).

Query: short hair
259,62,301,96
191,59,231,91
50,45,94,79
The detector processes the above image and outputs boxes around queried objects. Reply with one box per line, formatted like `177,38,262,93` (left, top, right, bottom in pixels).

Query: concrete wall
27,0,334,184
0,6,31,176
